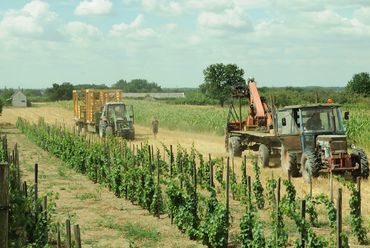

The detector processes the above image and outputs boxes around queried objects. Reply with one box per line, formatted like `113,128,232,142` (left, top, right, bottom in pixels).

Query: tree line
0,66,369,108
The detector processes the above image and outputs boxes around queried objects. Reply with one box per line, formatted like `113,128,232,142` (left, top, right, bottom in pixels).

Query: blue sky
0,0,370,89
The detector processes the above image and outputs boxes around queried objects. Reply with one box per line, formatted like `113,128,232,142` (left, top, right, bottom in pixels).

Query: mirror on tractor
282,117,287,126
344,111,349,120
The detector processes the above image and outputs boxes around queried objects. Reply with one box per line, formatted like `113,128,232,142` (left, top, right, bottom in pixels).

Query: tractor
275,103,369,182
73,89,135,140
98,102,135,139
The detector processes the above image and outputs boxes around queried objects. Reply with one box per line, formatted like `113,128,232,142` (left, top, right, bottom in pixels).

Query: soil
1,105,370,247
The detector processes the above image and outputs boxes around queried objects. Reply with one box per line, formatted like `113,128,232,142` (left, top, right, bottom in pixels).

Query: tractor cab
100,102,135,139
276,103,346,152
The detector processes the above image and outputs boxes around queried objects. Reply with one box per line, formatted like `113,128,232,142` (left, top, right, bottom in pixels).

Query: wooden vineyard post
57,224,61,248
209,154,214,188
309,176,312,198
42,196,48,241
300,200,306,248
247,175,252,206
23,181,27,197
357,177,361,216
337,188,342,248
66,219,72,248
232,156,235,200
74,224,82,248
225,157,230,247
243,155,247,180
180,159,183,189
170,145,173,178
34,163,39,213
148,145,152,174
15,144,21,190
0,162,9,248
276,178,281,246
330,172,333,202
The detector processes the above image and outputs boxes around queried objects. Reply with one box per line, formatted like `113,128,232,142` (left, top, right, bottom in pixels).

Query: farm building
10,91,27,107
123,92,185,99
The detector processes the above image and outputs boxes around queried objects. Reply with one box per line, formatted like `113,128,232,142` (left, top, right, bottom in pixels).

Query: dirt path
2,105,370,247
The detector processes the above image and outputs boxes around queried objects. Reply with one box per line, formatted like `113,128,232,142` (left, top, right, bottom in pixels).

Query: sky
1,0,370,89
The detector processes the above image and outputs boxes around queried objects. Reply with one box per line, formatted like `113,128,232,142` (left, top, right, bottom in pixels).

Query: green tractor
275,103,369,182
98,102,135,139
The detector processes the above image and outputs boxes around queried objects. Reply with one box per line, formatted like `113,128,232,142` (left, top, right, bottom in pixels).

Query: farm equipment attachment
225,77,281,167
73,89,135,139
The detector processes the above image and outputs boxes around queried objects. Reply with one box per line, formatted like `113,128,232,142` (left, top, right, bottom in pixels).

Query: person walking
152,117,159,138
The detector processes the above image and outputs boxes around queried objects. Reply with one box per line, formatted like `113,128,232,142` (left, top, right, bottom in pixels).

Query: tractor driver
114,105,125,119
305,112,322,130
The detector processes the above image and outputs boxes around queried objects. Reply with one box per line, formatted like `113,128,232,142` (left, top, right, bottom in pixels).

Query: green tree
346,72,370,97
200,63,245,107
112,79,162,93
46,82,74,101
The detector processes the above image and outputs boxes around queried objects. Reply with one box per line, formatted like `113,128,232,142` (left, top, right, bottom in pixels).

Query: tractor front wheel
281,145,299,177
258,144,269,168
301,151,321,183
351,149,369,179
228,136,242,157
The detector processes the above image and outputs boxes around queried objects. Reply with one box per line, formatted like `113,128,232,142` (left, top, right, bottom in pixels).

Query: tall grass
344,109,370,150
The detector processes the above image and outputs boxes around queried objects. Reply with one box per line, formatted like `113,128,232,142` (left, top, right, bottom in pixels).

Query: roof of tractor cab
281,103,341,110
106,102,125,105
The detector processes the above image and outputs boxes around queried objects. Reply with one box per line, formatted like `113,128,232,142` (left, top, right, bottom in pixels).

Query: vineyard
8,116,368,247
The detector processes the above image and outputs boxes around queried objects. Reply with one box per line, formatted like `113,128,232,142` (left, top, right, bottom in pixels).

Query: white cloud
110,14,156,39
354,7,370,25
198,8,253,32
0,0,58,39
142,0,183,16
66,21,102,42
75,0,112,16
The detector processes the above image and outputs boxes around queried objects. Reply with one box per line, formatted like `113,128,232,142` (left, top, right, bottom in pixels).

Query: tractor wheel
351,149,369,179
106,126,113,136
228,136,242,157
281,145,299,177
258,144,269,168
301,151,321,183
99,123,105,138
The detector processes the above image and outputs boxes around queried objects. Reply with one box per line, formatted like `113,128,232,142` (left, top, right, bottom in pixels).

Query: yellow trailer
73,89,122,132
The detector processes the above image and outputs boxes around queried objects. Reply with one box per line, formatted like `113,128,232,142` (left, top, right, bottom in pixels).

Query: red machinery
225,77,280,166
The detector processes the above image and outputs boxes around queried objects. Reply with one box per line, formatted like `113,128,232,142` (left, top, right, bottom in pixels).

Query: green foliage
240,205,254,248
252,214,266,248
46,82,73,101
341,180,368,244
112,79,162,93
344,109,370,150
252,160,265,209
1,136,56,247
199,188,229,248
266,178,288,248
200,63,245,106
346,72,370,97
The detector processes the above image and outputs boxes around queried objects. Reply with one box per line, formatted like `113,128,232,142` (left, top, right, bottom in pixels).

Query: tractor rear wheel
258,144,269,168
351,149,369,179
281,145,299,177
228,136,242,157
301,151,321,183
